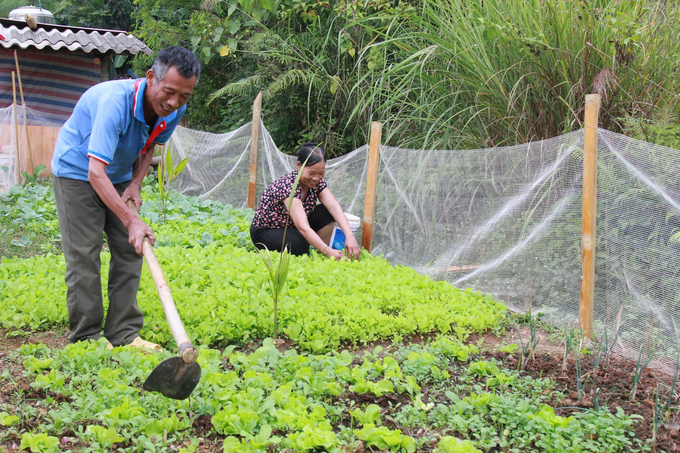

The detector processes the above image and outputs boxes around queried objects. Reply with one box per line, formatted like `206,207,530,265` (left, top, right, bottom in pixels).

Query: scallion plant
562,328,575,372
630,344,656,401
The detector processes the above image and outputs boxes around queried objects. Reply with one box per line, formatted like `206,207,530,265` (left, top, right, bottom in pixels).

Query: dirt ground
1,326,679,452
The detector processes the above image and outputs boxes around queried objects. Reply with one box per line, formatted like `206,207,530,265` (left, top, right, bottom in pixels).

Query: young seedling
510,312,540,371
157,145,189,223
527,314,540,364
604,310,623,367
575,345,584,402
561,328,575,372
573,330,596,402
592,340,605,374
660,348,680,422
588,376,605,412
652,384,663,453
258,246,290,340
257,150,315,340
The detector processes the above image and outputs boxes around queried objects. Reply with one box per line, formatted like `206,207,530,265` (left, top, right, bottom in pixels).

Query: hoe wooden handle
126,200,198,364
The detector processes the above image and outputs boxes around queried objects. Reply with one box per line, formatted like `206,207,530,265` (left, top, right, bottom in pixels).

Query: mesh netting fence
0,104,55,190
168,123,680,369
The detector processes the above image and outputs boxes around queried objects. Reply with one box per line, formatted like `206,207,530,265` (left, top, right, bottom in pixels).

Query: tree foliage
6,0,679,154
53,0,135,30
129,0,680,155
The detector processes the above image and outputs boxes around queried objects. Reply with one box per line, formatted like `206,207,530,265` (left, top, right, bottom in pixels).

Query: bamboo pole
247,91,263,209
362,122,382,253
580,94,601,338
14,50,34,172
11,72,21,184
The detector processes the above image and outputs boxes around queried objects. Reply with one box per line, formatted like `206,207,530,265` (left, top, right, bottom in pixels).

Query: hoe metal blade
143,357,201,400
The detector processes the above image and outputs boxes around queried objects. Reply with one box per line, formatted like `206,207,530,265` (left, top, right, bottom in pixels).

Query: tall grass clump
348,0,680,149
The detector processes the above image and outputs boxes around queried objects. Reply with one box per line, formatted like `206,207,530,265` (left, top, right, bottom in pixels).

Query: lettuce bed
0,181,506,350
5,337,641,453
0,246,505,351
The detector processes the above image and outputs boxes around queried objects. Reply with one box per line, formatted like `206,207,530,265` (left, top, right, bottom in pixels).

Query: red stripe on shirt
87,154,109,165
133,79,141,116
141,120,167,154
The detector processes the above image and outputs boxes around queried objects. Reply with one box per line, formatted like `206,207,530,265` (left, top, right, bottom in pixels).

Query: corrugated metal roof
0,19,152,56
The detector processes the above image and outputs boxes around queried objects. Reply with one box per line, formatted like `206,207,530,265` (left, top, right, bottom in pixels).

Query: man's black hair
151,46,201,85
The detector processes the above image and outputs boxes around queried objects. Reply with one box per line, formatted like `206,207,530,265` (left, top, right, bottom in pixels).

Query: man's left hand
122,182,143,211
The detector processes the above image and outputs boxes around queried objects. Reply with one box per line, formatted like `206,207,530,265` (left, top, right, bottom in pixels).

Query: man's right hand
127,217,156,255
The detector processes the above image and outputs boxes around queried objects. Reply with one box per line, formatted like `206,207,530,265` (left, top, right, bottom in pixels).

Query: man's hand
122,182,143,211
89,158,154,255
127,216,155,255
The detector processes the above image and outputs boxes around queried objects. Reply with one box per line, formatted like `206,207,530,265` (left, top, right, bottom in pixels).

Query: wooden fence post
362,122,382,253
11,72,21,184
247,91,263,209
580,94,601,338
14,50,34,172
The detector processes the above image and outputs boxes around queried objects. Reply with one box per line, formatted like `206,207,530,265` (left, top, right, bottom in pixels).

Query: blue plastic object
331,227,346,250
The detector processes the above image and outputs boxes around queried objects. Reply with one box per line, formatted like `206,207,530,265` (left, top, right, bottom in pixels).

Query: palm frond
207,75,264,104
264,69,323,98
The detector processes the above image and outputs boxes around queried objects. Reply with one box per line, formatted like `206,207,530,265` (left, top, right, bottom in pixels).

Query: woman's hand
323,246,345,261
317,189,361,260
344,235,361,260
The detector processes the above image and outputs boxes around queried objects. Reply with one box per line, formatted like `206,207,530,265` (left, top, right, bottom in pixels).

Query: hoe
127,200,201,400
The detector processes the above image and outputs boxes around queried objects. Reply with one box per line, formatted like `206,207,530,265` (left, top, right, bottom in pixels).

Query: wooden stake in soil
11,71,21,184
580,94,601,338
14,50,34,172
362,122,382,253
247,91,263,209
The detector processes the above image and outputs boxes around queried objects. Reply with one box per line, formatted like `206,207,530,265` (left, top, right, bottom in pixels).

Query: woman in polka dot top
250,143,360,260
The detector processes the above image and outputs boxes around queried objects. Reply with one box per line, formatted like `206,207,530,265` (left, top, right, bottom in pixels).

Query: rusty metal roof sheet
0,18,152,55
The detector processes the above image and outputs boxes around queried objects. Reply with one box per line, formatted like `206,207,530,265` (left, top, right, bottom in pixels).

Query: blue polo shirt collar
133,79,178,154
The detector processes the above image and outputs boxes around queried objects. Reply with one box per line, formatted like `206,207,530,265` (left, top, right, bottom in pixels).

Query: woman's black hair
297,142,326,166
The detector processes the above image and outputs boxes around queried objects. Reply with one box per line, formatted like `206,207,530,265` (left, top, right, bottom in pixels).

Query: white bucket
345,213,361,233
329,212,361,250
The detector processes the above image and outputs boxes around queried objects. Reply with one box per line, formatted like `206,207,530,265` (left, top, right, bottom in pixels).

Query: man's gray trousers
53,176,144,345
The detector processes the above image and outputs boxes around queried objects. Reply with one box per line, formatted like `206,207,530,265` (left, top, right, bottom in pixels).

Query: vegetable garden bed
0,180,677,452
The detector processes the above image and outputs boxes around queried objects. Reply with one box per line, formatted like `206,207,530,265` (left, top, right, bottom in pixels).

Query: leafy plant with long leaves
157,145,189,223
257,151,313,339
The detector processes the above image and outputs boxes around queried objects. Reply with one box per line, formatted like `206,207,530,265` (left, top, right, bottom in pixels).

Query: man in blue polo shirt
52,46,201,350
